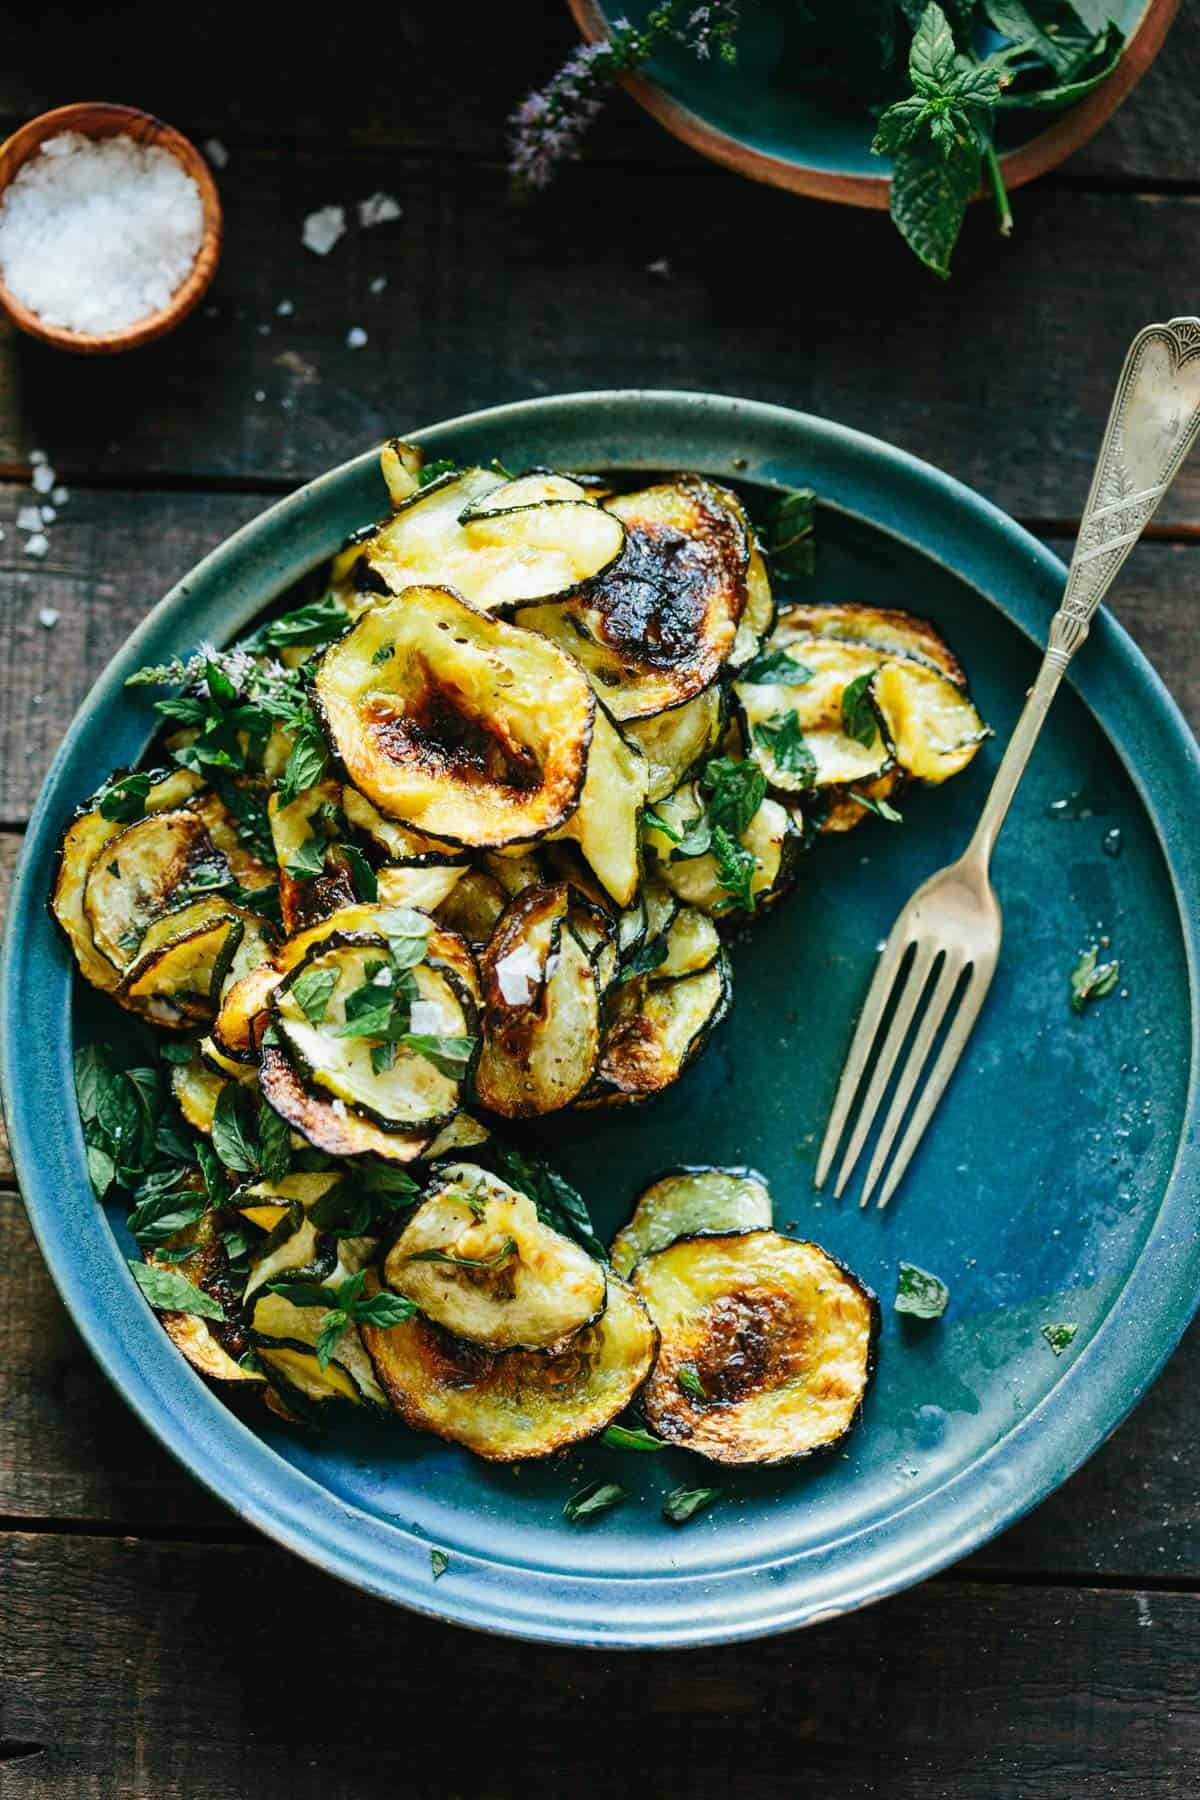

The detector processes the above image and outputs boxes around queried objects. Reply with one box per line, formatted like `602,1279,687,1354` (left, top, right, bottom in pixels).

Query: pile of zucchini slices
52,438,976,1453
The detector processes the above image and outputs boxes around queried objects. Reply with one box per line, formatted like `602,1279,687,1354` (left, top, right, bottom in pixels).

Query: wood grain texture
2,160,1200,521
2,1532,1199,1798
0,1189,1196,1575
0,0,1194,182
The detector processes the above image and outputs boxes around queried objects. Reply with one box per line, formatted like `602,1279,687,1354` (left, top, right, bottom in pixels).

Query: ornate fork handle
967,317,1200,864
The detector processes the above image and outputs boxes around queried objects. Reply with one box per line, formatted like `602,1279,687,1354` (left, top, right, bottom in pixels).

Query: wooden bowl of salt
0,102,222,353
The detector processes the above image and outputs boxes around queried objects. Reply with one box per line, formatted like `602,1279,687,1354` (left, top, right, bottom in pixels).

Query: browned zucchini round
359,1269,658,1461
383,1161,606,1352
475,885,601,1118
258,1043,430,1162
516,476,747,721
272,931,475,1132
373,864,467,913
434,867,509,946
342,785,470,867
734,636,893,795
623,684,724,802
550,704,647,908
119,911,243,1029
778,601,966,682
83,807,227,972
633,1231,878,1464
212,961,281,1063
314,586,595,849
592,955,730,1100
610,1166,772,1279
644,786,801,916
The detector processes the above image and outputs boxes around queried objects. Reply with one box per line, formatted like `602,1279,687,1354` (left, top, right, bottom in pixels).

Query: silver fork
816,316,1200,1211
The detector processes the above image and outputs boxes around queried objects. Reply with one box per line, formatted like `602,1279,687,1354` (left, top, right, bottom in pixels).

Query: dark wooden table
2,6,1200,1794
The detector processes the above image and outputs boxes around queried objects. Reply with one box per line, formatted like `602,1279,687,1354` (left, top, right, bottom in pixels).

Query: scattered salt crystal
275,298,294,317
359,191,401,228
31,462,55,494
52,486,69,506
40,506,56,524
302,205,346,256
0,130,205,334
0,526,5,541
23,533,49,558
408,1000,445,1035
331,1098,347,1119
371,966,393,987
369,275,387,295
494,945,542,1006
257,322,271,336
16,505,42,532
30,449,46,464
38,607,60,628
646,257,671,278
346,326,367,350
254,388,266,402
204,137,229,170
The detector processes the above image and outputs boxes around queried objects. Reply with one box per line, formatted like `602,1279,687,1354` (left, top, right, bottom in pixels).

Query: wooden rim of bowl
567,0,1179,209
0,102,223,353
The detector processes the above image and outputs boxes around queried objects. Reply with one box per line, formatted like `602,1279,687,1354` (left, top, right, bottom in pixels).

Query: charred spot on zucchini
360,1269,657,1461
475,885,601,1118
633,1231,878,1465
315,586,595,849
592,955,730,1100
517,476,746,721
610,1166,772,1279
83,808,228,972
384,1161,606,1352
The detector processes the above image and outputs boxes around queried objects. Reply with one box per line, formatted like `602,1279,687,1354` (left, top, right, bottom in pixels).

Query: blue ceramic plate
568,0,1176,209
3,392,1198,1648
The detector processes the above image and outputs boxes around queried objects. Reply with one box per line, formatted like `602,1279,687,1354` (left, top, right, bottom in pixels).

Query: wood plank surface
2,1533,1199,1799
0,0,1194,181
3,165,1200,523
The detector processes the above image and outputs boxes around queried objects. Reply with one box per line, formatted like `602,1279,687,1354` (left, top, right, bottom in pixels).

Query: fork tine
855,950,967,1209
814,922,915,1189
830,939,939,1199
872,960,995,1211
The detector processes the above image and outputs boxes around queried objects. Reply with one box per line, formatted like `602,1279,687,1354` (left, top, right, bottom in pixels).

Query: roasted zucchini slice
83,807,228,971
119,911,243,1029
623,684,724,802
872,660,989,784
727,496,776,669
341,785,469,867
51,766,204,994
275,906,480,1009
610,1167,772,1279
374,863,466,913
434,868,509,946
734,636,892,795
360,467,624,613
258,1044,430,1162
633,1231,878,1465
460,472,588,512
314,586,595,849
171,1049,232,1135
239,1173,342,1301
778,601,965,683
656,905,720,979
422,1112,492,1159
592,956,730,1101
145,1210,258,1384
384,1161,606,1351
475,884,601,1118
482,847,546,897
272,931,475,1132
644,786,800,916
813,767,905,836
189,784,278,891
517,476,747,721
360,1269,658,1461
567,891,618,993
254,1284,387,1407
551,705,647,908
212,961,281,1063
381,437,423,508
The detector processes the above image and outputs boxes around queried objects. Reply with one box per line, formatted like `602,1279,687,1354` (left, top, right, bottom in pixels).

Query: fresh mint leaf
375,907,432,969
752,710,817,783
98,771,151,823
602,1424,667,1452
617,936,669,983
888,134,980,280
663,1485,722,1525
641,804,682,843
430,1547,449,1579
482,1144,606,1263
291,965,341,1027
710,822,758,914
277,728,329,808
895,1261,949,1319
418,458,459,487
765,488,817,581
127,1187,206,1247
285,834,328,881
211,1084,258,1174
1070,946,1120,1013
397,1033,476,1078
851,788,904,823
1041,1321,1079,1356
196,1138,230,1205
563,1480,626,1523
983,0,1098,79
840,670,880,747
672,812,714,861
676,1362,708,1403
314,1307,351,1370
266,1278,335,1309
338,843,377,902
258,1102,292,1184
993,24,1123,109
257,596,349,651
701,757,766,838
408,1235,517,1271
129,1259,225,1320
909,0,957,89
86,1143,117,1196
74,1044,110,1125
352,1290,420,1328
738,647,814,686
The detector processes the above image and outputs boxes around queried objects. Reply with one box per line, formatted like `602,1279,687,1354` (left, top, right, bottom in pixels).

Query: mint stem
982,138,1013,238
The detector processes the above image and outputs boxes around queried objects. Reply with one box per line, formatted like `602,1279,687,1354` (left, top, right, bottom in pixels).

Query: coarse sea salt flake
52,485,69,506
369,275,387,295
494,945,542,1007
359,192,402,228
346,326,367,350
38,607,60,628
0,131,204,335
275,298,294,317
31,463,55,494
41,506,56,524
16,505,42,532
24,533,49,559
204,138,229,170
408,1000,445,1036
302,205,346,256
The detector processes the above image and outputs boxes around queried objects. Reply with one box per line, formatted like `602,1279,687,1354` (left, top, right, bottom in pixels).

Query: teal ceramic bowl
3,391,1199,1647
568,0,1177,207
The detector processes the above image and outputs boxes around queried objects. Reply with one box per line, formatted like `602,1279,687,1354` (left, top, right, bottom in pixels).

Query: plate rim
3,388,1199,1648
566,0,1178,210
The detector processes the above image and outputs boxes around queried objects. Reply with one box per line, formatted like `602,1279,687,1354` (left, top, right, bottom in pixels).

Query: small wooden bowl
0,102,222,354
